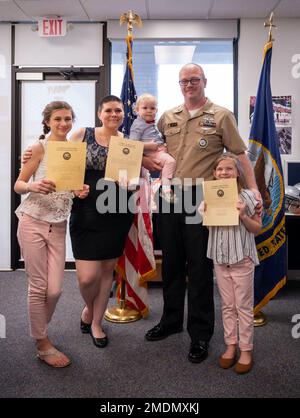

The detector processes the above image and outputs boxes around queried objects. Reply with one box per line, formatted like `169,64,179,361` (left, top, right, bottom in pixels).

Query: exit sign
38,17,67,37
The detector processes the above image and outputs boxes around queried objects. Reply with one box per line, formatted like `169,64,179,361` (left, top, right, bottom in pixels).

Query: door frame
11,67,106,269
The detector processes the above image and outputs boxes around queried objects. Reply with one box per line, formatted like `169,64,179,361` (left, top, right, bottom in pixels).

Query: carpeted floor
0,270,299,398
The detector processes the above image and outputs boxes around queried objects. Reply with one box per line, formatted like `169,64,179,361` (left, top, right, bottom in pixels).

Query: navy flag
120,35,137,136
248,41,287,313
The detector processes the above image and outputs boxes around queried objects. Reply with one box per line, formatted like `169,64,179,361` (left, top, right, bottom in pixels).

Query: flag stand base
254,311,267,327
104,302,141,323
104,278,142,323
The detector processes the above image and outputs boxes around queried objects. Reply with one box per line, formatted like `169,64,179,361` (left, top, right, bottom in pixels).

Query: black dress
69,128,134,260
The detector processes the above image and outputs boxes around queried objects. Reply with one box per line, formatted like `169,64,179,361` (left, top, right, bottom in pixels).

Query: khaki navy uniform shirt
157,98,247,182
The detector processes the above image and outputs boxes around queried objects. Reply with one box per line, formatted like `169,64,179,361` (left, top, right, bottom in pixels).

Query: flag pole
105,10,143,323
104,274,142,322
263,11,276,43
254,12,277,328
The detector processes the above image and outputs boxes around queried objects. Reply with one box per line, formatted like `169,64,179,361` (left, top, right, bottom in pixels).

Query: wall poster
250,95,292,154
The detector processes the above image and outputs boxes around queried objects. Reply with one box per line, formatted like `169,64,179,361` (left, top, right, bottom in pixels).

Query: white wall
14,23,103,67
239,18,300,168
108,19,237,39
0,24,11,269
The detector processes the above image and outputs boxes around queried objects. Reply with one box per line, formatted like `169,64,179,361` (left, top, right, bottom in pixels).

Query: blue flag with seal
248,41,287,313
120,35,137,136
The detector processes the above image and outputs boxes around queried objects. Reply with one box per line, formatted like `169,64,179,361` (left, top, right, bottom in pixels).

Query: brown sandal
37,347,71,368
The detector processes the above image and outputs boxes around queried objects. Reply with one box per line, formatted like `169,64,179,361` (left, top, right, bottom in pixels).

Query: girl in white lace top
14,101,89,368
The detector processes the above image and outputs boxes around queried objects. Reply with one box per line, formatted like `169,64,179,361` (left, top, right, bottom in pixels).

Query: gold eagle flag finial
264,11,276,43
120,10,142,36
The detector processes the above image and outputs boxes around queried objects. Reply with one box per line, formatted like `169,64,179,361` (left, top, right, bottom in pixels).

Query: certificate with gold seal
105,136,144,186
203,178,239,226
46,141,87,191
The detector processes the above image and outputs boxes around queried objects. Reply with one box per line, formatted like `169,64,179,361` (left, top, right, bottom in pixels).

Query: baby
129,93,177,203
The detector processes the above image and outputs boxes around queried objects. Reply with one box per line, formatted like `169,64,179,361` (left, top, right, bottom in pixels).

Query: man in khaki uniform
143,63,258,364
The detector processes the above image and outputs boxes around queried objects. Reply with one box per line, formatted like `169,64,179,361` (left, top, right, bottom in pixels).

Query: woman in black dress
69,95,134,348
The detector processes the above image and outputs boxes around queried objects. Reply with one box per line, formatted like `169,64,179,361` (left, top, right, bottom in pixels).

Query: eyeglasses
179,77,204,86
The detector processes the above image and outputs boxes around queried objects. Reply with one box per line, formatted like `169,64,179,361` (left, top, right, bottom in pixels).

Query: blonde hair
135,93,157,110
213,152,246,192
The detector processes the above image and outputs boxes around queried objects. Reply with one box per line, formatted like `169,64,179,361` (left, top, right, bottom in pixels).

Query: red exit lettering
39,18,66,37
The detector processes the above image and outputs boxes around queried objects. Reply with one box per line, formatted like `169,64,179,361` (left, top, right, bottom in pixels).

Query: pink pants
148,146,176,183
17,214,67,340
214,257,254,351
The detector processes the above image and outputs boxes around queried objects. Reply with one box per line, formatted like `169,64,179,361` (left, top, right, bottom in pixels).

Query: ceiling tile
0,0,300,22
274,0,300,17
81,0,148,21
210,0,279,18
16,0,87,21
0,1,29,21
147,0,212,19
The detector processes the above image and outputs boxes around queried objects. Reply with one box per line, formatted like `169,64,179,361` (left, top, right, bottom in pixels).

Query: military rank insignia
200,116,216,128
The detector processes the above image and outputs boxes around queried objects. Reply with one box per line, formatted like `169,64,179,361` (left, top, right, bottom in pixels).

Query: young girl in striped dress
200,153,261,374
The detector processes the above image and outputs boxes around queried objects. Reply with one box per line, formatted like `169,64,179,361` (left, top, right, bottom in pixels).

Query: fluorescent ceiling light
154,45,196,65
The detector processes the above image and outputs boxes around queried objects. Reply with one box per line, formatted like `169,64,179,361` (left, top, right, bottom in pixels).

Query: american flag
117,35,156,316
120,35,137,136
116,181,156,316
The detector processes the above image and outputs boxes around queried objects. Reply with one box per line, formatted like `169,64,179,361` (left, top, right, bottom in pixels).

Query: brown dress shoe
234,358,254,374
219,355,236,369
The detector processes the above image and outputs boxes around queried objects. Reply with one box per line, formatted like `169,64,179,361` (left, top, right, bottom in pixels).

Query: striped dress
207,189,260,266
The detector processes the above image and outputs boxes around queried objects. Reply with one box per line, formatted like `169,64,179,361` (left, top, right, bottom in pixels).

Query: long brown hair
40,101,75,139
213,152,246,192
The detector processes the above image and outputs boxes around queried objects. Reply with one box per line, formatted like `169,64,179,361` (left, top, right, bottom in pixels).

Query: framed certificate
46,141,87,191
105,136,144,186
203,178,239,226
